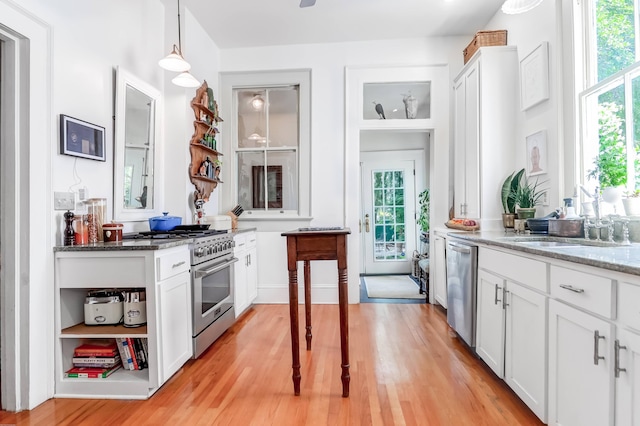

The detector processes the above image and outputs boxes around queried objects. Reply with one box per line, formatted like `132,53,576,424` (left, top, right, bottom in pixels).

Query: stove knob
195,247,204,257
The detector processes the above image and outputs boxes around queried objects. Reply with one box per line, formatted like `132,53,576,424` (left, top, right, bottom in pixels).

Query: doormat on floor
364,275,424,299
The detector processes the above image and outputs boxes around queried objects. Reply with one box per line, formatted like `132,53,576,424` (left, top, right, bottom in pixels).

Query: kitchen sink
515,241,585,248
499,237,627,248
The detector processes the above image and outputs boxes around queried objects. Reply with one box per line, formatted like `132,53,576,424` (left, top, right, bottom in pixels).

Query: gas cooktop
123,229,228,240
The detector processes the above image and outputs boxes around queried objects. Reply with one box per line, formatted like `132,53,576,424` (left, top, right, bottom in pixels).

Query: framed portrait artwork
520,41,550,111
60,114,106,161
526,129,547,177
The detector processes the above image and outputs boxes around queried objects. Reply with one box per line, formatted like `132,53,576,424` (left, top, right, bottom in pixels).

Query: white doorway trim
345,65,450,304
0,0,53,411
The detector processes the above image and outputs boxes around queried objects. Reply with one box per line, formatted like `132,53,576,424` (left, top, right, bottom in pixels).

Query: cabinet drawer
479,247,547,292
550,265,614,318
619,280,640,331
245,232,257,249
233,234,246,254
157,249,190,281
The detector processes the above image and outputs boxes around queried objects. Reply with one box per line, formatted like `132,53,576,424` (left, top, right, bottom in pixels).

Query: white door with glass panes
361,157,416,274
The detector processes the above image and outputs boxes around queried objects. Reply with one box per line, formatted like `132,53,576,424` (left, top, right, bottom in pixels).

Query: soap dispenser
563,197,579,219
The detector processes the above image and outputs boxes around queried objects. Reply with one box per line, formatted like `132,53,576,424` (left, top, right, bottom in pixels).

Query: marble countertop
445,230,640,276
54,228,257,252
54,238,192,252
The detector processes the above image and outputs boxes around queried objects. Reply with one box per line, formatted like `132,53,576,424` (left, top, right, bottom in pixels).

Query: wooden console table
281,227,351,397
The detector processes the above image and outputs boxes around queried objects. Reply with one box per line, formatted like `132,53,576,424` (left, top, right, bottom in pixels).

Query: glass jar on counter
86,198,106,243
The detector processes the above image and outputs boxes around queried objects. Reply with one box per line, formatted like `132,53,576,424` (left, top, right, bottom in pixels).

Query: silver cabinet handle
502,287,509,309
172,261,186,268
615,339,627,378
494,284,502,305
559,284,585,293
594,330,605,365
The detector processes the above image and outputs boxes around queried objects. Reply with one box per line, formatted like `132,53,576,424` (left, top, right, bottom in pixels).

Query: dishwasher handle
448,241,473,254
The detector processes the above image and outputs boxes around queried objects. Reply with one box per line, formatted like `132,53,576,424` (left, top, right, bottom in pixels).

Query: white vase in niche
402,94,418,119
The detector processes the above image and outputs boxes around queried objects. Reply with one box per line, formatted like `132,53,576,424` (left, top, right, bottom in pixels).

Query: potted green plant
500,168,525,228
514,174,547,219
417,189,430,234
623,189,640,216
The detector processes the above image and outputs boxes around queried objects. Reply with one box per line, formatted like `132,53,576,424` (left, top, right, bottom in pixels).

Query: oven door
192,254,238,336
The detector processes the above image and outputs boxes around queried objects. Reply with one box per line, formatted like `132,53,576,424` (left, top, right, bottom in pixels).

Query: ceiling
183,0,505,49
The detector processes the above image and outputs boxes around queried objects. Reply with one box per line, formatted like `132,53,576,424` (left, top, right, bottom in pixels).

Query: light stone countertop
445,230,640,276
53,238,192,252
53,228,256,252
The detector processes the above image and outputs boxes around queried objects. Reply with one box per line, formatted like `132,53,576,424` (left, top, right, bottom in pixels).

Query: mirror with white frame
114,67,163,221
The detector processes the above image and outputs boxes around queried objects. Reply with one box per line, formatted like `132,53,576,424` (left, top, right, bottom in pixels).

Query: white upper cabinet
452,47,518,228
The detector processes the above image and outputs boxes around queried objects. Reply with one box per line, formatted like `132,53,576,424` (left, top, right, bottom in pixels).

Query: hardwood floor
0,304,543,425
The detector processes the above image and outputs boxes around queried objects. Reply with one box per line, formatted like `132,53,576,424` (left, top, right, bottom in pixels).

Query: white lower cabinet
548,299,614,426
432,233,447,308
476,266,547,422
234,231,258,318
54,246,192,399
157,270,192,384
615,279,640,426
615,328,640,426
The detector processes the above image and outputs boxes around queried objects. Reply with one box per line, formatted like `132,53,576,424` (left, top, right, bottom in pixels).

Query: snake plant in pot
514,173,547,219
500,168,525,228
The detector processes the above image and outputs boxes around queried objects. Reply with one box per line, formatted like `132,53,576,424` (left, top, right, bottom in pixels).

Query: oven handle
195,257,239,278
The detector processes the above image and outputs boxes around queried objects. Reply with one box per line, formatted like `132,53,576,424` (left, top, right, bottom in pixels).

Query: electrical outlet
542,192,549,206
54,192,75,210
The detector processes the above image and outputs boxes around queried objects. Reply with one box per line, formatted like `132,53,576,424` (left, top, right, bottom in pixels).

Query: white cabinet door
247,245,258,303
234,258,248,318
549,299,614,426
452,60,480,219
476,269,505,377
505,281,547,422
463,61,480,220
615,328,640,426
453,77,466,218
433,234,447,308
157,271,192,384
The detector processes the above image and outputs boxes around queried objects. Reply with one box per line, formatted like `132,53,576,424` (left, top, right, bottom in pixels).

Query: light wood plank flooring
0,304,543,425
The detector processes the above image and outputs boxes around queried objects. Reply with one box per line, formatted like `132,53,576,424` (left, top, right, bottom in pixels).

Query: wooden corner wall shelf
189,81,224,202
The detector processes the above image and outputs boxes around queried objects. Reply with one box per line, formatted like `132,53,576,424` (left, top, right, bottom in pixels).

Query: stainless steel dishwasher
445,239,478,348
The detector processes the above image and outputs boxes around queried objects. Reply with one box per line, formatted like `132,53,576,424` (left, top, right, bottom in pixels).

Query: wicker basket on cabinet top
463,30,508,64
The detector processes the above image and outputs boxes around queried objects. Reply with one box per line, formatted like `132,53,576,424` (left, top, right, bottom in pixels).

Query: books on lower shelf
65,364,121,379
115,337,148,371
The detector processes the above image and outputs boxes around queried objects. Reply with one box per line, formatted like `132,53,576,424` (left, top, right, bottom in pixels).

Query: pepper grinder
63,210,75,246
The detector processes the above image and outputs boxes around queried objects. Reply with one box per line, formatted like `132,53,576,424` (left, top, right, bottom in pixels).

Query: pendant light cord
177,0,183,55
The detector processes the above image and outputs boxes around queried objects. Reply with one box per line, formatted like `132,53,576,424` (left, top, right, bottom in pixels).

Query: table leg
338,267,350,397
288,269,301,396
304,260,312,350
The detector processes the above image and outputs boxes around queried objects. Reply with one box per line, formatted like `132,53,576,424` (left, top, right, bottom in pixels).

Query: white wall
220,38,467,304
485,0,562,213
1,0,217,409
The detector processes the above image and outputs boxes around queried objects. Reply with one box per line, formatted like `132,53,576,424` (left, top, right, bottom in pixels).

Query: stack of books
65,340,122,378
115,337,148,370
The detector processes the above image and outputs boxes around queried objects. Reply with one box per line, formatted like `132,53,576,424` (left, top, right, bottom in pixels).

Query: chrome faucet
592,186,601,223
584,186,613,241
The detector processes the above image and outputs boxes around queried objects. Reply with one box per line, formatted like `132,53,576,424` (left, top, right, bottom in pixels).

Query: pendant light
501,0,543,14
159,0,200,87
172,71,201,88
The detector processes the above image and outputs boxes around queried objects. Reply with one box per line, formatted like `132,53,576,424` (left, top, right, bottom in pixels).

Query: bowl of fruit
445,218,480,231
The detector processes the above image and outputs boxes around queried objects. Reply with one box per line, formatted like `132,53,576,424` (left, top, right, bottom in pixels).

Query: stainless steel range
190,232,237,358
125,229,237,358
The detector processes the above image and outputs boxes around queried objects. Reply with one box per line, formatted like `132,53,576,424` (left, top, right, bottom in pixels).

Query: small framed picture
520,41,550,111
60,115,106,161
526,129,547,176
